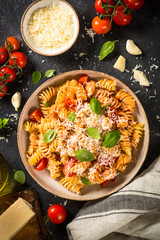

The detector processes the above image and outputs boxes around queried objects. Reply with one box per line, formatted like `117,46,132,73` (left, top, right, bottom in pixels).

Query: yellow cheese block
0,197,35,240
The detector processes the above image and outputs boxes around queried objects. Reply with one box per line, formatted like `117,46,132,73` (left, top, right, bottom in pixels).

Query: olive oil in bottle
0,153,15,196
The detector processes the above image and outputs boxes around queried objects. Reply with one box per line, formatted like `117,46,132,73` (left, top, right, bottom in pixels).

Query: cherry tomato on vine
5,36,20,52
9,52,27,68
65,96,77,109
0,83,7,98
0,47,8,65
113,6,132,26
124,0,144,10
78,75,89,84
63,158,77,177
107,106,118,123
0,66,16,83
36,157,48,171
92,16,111,34
95,0,115,15
48,204,67,225
29,110,43,123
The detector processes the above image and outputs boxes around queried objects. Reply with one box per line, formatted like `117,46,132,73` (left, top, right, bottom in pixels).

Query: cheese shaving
114,55,126,72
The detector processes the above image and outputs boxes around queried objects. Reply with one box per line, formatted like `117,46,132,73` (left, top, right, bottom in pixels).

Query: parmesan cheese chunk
133,70,150,86
114,55,126,72
0,198,35,240
126,40,142,55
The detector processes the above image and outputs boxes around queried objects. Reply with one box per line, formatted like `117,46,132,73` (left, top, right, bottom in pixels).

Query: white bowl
21,0,80,56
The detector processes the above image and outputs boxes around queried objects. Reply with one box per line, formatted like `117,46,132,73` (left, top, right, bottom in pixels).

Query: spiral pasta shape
115,153,131,172
116,89,135,112
76,83,87,101
131,122,144,149
23,121,37,133
60,175,84,194
47,158,62,179
85,81,96,97
28,149,42,165
96,79,116,91
39,86,57,106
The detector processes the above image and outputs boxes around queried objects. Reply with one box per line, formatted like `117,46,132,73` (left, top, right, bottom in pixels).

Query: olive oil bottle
0,153,15,196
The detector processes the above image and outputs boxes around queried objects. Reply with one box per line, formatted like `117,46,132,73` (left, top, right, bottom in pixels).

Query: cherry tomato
113,6,132,26
100,178,115,187
5,36,20,52
29,110,43,123
0,47,8,65
0,66,16,83
124,0,144,10
63,158,77,177
36,157,48,171
48,204,67,225
0,83,7,98
95,0,115,15
107,106,118,123
100,179,111,188
65,96,77,109
78,75,89,84
9,52,27,68
92,16,111,34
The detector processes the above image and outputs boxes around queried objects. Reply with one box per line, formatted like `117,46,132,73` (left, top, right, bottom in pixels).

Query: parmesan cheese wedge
0,198,35,240
133,70,150,86
126,39,142,55
113,55,126,72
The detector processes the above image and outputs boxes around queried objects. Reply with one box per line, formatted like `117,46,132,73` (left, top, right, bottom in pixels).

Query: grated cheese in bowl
21,0,79,55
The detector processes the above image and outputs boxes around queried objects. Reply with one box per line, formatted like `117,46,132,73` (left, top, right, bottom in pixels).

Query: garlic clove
126,39,142,55
133,70,150,86
11,92,21,111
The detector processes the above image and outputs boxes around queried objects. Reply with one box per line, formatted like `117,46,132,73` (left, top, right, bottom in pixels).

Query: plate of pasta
17,70,149,200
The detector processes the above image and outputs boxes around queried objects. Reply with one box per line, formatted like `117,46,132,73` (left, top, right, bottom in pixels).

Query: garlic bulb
11,92,21,111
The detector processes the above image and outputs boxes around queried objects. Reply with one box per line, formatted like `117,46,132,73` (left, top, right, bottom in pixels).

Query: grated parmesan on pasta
28,1,74,49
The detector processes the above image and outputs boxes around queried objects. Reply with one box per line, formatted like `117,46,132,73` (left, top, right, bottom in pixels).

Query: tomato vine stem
100,0,131,22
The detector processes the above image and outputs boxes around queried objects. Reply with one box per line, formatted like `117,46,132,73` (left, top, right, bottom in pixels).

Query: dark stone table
0,0,160,239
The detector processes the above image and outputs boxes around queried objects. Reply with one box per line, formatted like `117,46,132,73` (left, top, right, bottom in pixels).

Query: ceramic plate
17,70,149,201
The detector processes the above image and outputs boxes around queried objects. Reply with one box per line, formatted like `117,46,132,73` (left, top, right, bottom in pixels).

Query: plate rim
17,70,150,201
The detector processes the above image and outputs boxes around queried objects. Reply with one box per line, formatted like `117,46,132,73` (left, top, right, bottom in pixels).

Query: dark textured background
0,0,160,239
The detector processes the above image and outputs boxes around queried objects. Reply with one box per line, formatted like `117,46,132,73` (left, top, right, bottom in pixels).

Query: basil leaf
90,98,101,115
44,102,49,108
76,149,95,162
102,130,121,148
43,101,52,108
44,70,55,78
99,40,118,61
43,129,56,143
87,127,100,140
32,70,42,84
68,112,76,122
81,177,92,185
103,104,110,112
14,170,26,184
2,118,9,126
